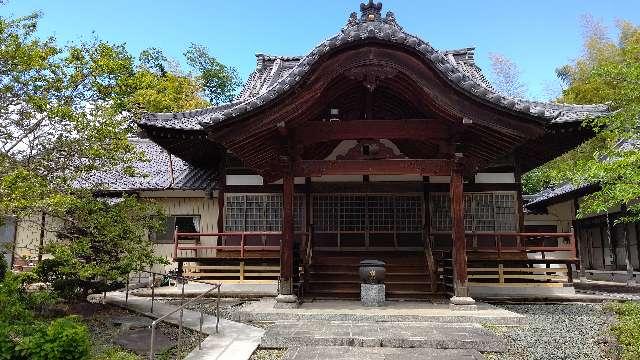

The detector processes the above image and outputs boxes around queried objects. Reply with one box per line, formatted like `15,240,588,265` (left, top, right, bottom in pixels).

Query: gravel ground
249,349,287,360
160,298,274,328
484,303,619,360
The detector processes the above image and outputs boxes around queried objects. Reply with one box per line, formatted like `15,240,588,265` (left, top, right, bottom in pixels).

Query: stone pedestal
449,296,477,311
361,283,385,307
274,294,299,309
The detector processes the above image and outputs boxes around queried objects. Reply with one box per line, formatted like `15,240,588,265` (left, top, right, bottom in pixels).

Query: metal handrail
149,282,220,360
122,269,221,360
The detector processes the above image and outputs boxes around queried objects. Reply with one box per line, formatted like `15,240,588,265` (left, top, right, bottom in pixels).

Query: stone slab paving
238,298,525,325
261,320,506,352
104,291,264,360
282,346,484,360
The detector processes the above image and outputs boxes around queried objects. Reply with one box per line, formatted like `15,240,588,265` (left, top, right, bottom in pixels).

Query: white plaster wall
475,173,515,184
226,175,263,186
14,214,61,262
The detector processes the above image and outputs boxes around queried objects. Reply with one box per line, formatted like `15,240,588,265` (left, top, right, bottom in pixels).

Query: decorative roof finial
343,1,402,30
360,0,383,22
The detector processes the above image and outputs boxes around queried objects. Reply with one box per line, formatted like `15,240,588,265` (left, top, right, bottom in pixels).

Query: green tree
0,8,236,289
525,17,640,221
37,195,165,300
185,43,241,105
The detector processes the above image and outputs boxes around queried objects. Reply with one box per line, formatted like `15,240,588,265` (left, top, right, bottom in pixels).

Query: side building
526,182,640,283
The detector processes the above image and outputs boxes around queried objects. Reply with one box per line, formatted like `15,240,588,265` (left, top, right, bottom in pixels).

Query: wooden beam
292,159,452,177
450,163,469,297
292,119,449,146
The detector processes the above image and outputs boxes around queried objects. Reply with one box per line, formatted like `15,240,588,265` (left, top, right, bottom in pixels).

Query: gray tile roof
525,139,639,209
76,138,216,192
525,182,594,209
138,3,609,132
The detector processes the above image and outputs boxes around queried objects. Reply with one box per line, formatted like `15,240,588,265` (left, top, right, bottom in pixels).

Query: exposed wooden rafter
291,119,450,146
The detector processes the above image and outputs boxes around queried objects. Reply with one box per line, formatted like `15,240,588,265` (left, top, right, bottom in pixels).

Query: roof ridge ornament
344,1,402,30
360,0,382,22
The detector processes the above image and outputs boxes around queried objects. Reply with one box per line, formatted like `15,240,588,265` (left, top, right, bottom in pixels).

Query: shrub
607,301,640,360
17,316,90,360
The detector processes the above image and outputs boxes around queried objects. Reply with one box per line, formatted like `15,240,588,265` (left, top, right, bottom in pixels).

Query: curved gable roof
139,2,608,132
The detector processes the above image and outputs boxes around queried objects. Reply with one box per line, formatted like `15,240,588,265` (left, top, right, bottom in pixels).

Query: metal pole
216,285,220,334
178,282,185,358
199,312,204,350
125,273,130,305
149,321,157,360
151,272,156,313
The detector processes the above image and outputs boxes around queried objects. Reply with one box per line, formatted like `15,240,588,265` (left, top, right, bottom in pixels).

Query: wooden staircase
304,250,443,300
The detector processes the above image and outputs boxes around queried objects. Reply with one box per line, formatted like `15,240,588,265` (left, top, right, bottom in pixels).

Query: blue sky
4,1,639,100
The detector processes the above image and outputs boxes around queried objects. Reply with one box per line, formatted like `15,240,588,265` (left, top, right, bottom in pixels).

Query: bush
17,316,90,360
607,301,640,359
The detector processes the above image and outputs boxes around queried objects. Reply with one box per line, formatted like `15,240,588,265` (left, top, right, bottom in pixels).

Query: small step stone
262,320,506,352
283,346,484,360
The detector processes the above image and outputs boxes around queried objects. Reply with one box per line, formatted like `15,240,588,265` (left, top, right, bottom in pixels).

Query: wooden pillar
574,199,586,281
513,154,525,232
422,177,438,293
450,163,469,299
622,206,636,284
216,150,226,250
279,171,295,297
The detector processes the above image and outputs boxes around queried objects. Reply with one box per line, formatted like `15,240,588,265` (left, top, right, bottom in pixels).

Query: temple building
8,1,610,305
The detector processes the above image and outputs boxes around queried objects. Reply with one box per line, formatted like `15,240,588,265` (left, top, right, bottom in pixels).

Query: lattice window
471,193,495,232
395,195,422,232
430,192,517,232
313,194,423,235
494,193,517,232
430,193,451,232
313,194,340,232
224,195,246,232
367,195,395,232
339,194,366,232
224,194,304,232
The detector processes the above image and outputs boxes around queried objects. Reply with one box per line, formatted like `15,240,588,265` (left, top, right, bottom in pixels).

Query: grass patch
606,301,640,359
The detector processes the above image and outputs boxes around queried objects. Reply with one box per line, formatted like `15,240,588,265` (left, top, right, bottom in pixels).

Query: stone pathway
261,320,506,352
239,298,524,325
282,346,483,360
576,289,640,301
104,291,264,360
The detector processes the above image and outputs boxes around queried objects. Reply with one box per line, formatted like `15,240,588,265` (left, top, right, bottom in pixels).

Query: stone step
261,320,506,352
283,346,484,360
